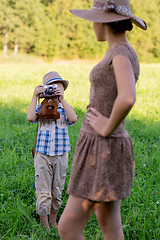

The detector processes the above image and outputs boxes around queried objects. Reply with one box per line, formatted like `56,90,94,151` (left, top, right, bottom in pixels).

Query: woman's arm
86,55,136,137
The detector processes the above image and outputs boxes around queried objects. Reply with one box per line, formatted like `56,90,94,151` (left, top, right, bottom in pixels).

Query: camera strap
32,121,39,158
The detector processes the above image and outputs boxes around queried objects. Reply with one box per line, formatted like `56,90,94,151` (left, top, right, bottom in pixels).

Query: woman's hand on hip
86,107,109,137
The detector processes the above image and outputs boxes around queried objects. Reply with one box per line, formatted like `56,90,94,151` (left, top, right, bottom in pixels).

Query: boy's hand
54,86,64,100
33,85,45,97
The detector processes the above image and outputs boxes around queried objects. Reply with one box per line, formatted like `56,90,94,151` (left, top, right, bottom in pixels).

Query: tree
129,0,160,61
0,0,159,62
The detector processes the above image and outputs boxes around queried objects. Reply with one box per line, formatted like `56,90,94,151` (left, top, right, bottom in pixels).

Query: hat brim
46,79,69,90
70,9,147,30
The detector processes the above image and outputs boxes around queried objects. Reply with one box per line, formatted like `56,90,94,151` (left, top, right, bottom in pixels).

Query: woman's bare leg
58,195,100,240
96,200,124,240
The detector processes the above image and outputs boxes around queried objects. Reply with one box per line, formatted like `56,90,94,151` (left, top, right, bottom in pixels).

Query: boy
27,71,77,229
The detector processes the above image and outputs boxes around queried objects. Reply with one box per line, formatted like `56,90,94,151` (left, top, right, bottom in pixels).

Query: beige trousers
34,152,68,216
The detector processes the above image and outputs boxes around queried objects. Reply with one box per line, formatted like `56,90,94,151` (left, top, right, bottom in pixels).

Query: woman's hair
107,19,133,33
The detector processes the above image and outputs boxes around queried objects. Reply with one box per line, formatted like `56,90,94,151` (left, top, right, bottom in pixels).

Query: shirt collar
58,102,63,108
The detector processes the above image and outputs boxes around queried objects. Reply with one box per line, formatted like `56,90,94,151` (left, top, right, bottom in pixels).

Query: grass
0,61,160,239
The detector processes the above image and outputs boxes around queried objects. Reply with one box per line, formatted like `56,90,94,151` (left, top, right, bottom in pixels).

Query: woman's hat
70,0,147,30
43,71,69,90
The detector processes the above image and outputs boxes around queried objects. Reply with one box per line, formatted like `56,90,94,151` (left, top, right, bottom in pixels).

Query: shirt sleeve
109,43,140,82
64,106,75,127
31,104,41,123
110,44,131,65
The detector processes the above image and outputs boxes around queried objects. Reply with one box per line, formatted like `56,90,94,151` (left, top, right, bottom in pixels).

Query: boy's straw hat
70,0,147,30
43,71,69,90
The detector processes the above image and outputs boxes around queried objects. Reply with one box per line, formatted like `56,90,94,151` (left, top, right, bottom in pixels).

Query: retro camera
39,84,58,98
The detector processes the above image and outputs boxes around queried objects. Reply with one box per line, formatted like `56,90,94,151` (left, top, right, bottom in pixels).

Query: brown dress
67,43,140,202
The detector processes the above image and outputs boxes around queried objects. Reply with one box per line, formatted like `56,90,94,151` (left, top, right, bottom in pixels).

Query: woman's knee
58,218,66,239
58,213,85,240
58,218,78,240
96,201,122,232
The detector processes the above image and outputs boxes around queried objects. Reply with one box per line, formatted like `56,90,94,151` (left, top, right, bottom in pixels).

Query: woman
58,1,147,239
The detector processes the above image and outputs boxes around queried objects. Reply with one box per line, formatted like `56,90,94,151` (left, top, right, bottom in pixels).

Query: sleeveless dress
67,43,140,202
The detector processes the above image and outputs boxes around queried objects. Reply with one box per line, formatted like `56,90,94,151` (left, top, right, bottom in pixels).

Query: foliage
129,0,160,62
0,62,160,239
0,0,159,62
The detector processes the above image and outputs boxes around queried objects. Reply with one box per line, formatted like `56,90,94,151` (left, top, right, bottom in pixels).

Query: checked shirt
34,102,74,156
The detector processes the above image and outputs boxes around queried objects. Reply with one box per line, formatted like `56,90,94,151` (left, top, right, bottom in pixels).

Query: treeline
0,0,159,62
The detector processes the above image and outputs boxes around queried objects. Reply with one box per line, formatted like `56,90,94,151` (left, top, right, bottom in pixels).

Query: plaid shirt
34,102,74,156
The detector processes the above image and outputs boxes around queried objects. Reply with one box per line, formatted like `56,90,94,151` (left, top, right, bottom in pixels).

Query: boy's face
55,82,64,90
51,82,64,103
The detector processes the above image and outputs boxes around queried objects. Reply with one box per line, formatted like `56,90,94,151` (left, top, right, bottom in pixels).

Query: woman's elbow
126,96,136,109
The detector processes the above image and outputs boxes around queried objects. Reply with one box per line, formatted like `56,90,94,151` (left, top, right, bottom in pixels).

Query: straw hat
43,71,69,90
70,0,147,30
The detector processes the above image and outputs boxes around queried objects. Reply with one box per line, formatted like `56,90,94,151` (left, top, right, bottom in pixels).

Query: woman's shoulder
110,42,140,81
110,42,138,59
107,42,139,67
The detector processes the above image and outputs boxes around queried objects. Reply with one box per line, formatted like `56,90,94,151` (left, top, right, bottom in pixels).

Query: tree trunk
3,33,8,56
58,0,61,17
14,39,18,55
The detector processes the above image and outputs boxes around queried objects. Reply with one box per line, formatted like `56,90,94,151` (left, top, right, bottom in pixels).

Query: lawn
0,61,159,239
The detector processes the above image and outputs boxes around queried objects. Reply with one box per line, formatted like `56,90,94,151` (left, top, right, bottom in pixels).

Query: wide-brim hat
70,0,147,30
43,71,69,90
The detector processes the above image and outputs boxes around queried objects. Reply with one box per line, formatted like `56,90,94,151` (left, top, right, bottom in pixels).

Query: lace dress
67,43,139,202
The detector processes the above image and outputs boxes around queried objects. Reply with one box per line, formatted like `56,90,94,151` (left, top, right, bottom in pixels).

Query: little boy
27,71,77,229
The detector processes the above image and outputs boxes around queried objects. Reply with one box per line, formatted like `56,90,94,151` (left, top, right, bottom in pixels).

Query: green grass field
0,61,159,239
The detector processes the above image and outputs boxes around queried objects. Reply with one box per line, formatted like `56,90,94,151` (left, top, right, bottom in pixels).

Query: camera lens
47,86,54,94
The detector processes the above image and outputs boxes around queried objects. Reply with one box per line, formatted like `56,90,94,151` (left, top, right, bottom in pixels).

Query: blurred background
0,0,159,63
0,1,160,239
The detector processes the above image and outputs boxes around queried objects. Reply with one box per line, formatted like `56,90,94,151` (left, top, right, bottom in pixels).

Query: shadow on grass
0,104,86,239
0,103,159,239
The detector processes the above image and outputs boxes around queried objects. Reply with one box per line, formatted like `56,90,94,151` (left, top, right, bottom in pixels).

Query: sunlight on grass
131,63,160,122
0,62,159,121
0,62,159,240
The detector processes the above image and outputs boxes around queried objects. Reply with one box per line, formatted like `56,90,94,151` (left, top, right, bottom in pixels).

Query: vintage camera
39,84,58,98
